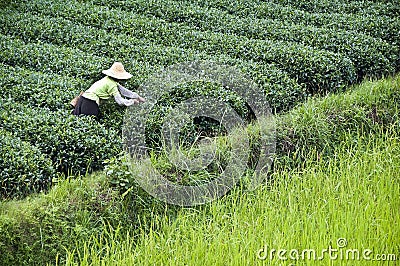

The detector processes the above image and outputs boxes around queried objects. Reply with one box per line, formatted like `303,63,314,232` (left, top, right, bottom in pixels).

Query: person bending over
73,62,145,117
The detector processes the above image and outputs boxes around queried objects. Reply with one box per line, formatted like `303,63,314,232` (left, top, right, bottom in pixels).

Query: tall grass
63,125,400,265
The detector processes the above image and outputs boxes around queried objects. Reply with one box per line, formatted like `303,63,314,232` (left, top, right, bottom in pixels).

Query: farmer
73,62,145,117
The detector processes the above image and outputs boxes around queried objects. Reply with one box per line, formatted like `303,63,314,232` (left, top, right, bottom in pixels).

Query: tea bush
0,100,122,175
0,63,89,109
109,74,400,202
0,130,55,199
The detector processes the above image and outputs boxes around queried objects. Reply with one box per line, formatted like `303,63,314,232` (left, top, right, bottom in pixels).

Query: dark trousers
73,96,100,118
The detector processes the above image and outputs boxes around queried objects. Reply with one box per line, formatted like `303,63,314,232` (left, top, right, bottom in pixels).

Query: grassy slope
67,127,400,265
0,75,399,265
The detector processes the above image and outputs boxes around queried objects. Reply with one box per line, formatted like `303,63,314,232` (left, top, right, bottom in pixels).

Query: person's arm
114,93,139,106
117,84,146,102
118,84,139,99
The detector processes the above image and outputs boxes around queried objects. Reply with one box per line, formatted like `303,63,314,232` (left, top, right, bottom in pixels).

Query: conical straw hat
102,62,132,80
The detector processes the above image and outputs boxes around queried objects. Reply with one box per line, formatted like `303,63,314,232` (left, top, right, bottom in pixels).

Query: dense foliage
0,100,122,175
0,0,399,198
0,130,55,199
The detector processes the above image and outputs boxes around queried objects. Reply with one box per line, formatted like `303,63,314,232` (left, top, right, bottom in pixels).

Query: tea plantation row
0,34,305,112
85,0,399,77
0,0,399,198
0,63,89,109
190,0,400,48
6,2,357,93
268,0,400,17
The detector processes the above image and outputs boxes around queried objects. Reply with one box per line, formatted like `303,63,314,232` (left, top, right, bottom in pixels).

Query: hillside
1,0,399,198
0,0,399,265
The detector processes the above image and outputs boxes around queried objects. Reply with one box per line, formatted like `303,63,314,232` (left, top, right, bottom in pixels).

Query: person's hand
127,99,140,105
131,95,146,103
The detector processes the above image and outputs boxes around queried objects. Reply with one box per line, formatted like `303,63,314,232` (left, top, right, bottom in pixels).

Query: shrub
0,72,398,265
0,63,89,109
0,130,55,199
0,34,109,81
0,100,122,175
